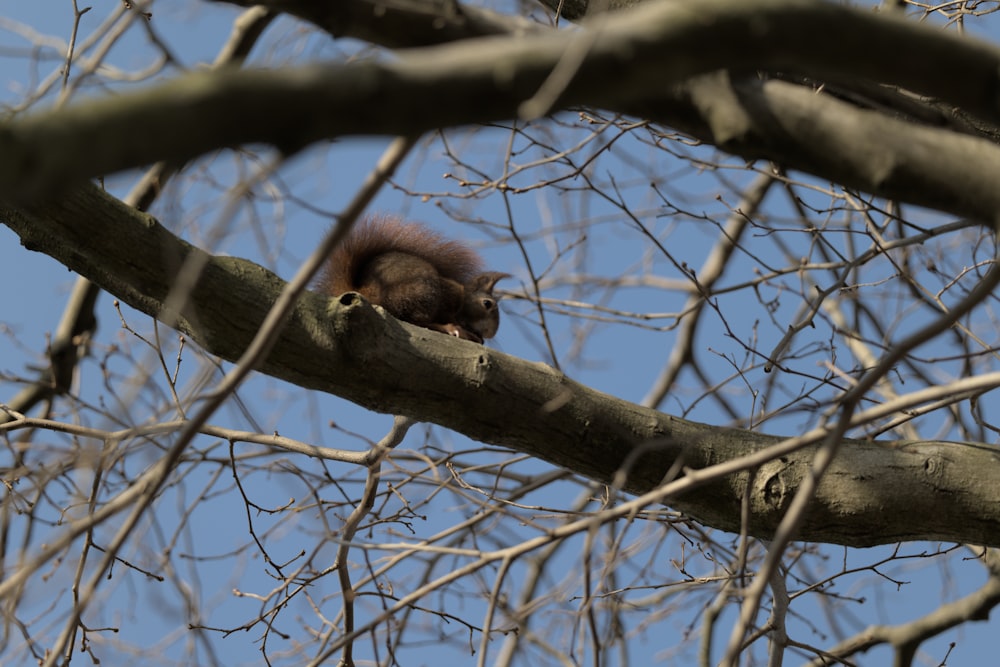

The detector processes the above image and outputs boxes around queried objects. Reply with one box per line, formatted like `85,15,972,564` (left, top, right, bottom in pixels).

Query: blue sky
1,2,999,666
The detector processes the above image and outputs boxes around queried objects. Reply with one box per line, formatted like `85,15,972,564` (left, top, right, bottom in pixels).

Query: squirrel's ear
471,272,510,294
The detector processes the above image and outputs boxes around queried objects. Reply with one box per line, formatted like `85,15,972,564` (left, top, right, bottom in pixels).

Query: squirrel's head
460,272,509,341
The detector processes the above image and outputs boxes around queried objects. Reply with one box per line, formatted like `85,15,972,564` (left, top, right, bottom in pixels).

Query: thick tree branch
211,0,542,48
4,0,1000,222
3,184,1000,548
634,73,1000,240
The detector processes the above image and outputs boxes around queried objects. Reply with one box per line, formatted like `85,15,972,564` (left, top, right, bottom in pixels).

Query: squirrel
318,215,508,343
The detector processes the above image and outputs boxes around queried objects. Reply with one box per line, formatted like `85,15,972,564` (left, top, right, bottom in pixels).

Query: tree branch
3,184,1000,548
4,0,1000,222
807,559,1000,666
210,0,542,48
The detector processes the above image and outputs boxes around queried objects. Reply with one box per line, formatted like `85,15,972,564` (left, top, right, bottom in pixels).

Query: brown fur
318,215,507,342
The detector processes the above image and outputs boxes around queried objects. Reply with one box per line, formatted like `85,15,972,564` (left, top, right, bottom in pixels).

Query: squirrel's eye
482,298,495,310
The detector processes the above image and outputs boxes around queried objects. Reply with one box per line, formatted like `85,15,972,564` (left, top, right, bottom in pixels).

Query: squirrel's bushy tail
319,215,484,295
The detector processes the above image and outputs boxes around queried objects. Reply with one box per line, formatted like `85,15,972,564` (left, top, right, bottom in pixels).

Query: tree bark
3,0,1000,222
3,184,999,548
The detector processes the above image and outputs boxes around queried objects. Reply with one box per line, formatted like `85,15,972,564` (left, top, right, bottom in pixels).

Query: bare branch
4,0,1000,222
3,183,1000,547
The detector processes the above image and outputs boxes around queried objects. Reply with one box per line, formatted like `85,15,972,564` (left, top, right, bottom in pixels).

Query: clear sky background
1,2,999,666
